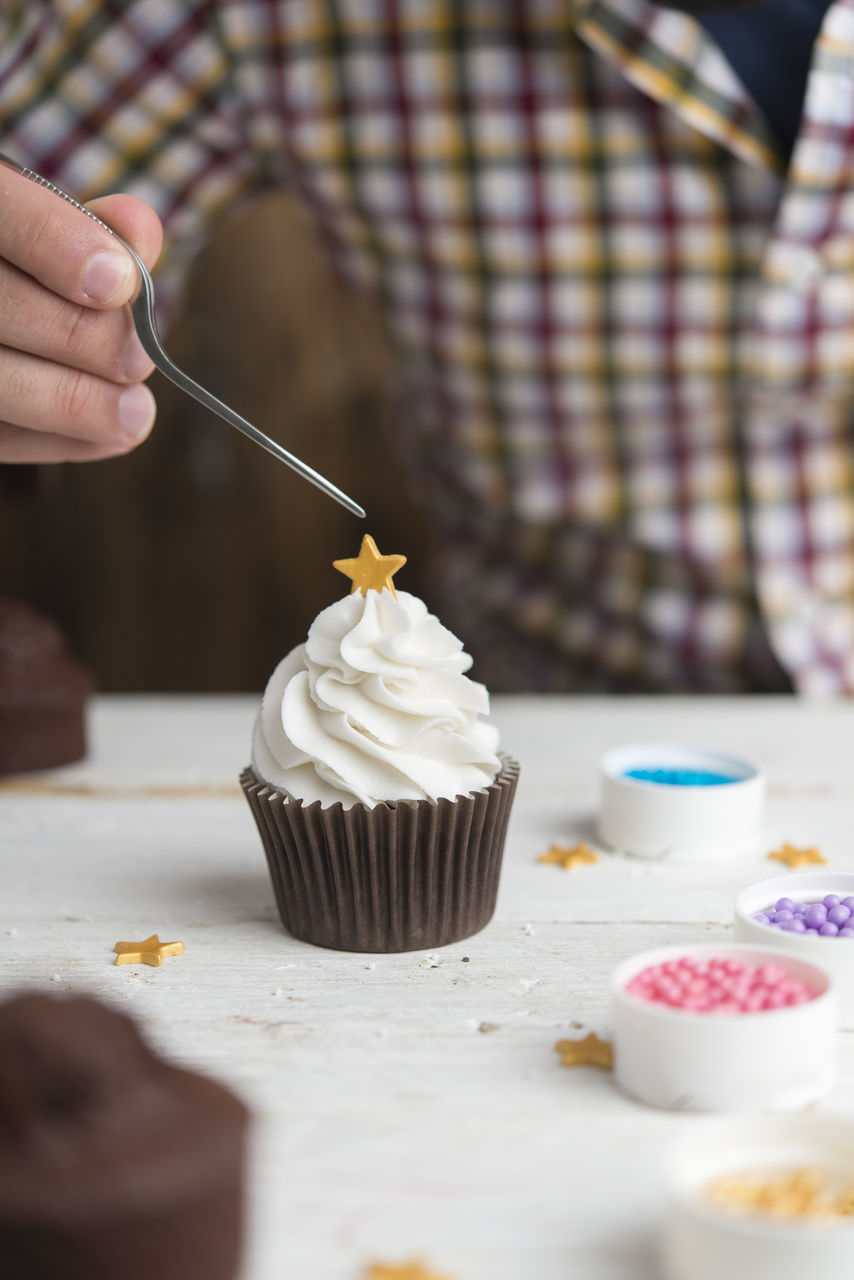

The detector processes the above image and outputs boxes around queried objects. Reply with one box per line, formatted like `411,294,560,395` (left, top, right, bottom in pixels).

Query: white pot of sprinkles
598,742,765,861
611,942,837,1113
661,1115,854,1280
735,872,854,1029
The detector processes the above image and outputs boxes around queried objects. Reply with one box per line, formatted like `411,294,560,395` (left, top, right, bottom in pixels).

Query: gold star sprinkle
333,534,407,598
555,1032,614,1070
768,841,827,869
113,934,185,967
363,1263,455,1280
538,840,599,870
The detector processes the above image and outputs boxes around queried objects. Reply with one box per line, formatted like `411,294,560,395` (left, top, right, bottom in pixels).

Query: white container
662,1115,854,1280
598,743,764,861
611,943,836,1111
734,872,854,1029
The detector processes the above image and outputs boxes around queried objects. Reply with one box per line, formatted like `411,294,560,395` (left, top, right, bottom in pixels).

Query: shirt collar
573,0,783,172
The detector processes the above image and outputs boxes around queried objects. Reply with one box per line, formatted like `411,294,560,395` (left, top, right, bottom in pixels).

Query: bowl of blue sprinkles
599,743,765,862
735,873,854,1028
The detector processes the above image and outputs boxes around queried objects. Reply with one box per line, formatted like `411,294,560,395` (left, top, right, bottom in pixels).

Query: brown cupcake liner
240,755,519,953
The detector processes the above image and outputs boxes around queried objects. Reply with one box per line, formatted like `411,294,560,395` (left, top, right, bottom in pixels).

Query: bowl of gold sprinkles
662,1116,854,1280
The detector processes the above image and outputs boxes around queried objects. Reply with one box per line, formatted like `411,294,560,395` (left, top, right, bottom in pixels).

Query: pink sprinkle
625,956,820,1014
685,997,712,1012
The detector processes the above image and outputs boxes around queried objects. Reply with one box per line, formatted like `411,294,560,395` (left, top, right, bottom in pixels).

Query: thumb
87,193,164,275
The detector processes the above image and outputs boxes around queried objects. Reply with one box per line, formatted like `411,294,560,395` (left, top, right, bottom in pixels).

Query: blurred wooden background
0,195,432,691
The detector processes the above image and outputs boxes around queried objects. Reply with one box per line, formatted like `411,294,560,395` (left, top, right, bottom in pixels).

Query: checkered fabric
2,0,854,692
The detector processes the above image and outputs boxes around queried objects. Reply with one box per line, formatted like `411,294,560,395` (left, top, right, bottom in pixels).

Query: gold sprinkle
537,841,599,870
707,1168,854,1222
113,934,185,967
554,1032,613,1070
768,841,827,869
333,535,407,598
363,1262,456,1280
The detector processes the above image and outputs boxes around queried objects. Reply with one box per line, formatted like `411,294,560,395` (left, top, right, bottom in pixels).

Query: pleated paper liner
240,755,519,953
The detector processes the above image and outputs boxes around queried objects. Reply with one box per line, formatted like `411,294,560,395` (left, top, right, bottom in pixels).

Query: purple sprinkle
753,896,854,940
804,904,828,929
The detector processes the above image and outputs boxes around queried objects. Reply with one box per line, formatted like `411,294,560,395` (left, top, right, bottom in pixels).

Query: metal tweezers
0,152,365,518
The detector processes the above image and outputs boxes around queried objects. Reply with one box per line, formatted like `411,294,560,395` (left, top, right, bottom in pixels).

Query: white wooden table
3,695,854,1280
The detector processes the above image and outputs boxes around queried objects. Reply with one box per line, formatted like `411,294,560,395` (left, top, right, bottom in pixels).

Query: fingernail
121,330,152,380
118,383,156,438
82,250,135,303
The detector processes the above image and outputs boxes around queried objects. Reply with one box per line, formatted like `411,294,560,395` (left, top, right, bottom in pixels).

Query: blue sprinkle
623,767,738,787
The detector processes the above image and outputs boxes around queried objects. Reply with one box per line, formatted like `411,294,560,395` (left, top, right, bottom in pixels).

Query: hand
0,166,163,462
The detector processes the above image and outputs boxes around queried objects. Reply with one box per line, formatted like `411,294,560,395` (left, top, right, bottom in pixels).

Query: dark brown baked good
0,597,94,773
0,992,249,1280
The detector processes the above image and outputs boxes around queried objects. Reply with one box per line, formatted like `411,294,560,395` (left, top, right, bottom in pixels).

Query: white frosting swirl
252,589,501,808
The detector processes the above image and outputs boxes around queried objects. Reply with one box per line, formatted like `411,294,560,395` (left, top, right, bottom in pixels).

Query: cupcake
241,535,519,952
0,596,94,774
0,992,249,1280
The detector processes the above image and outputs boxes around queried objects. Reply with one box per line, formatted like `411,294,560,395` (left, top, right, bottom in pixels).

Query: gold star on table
537,840,599,870
363,1262,455,1280
768,841,827,869
554,1032,614,1071
113,934,185,967
333,534,407,598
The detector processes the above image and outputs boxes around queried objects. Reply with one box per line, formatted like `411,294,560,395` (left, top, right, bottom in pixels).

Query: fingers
0,344,156,457
0,171,164,462
0,420,147,464
0,257,154,383
0,169,163,307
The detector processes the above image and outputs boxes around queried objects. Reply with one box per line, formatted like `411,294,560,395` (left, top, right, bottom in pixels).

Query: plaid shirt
2,0,854,692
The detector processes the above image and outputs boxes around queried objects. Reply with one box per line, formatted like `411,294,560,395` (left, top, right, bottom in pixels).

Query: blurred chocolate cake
0,992,249,1280
0,597,93,773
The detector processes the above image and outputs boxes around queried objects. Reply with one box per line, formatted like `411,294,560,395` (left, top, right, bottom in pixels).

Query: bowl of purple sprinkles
734,873,854,1029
